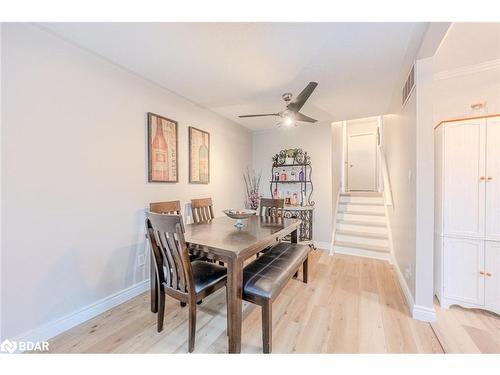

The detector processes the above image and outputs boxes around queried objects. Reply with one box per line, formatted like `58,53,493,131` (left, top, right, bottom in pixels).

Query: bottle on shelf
290,168,296,181
298,169,304,181
273,187,279,199
285,191,291,205
281,169,287,181
274,171,280,181
292,192,298,205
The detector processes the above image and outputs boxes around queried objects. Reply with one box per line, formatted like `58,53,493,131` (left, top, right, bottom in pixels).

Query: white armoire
435,115,500,314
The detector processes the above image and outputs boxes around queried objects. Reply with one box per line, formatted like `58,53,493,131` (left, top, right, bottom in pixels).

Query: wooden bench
242,242,311,353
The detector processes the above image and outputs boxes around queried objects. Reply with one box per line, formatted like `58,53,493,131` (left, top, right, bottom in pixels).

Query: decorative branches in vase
243,167,262,210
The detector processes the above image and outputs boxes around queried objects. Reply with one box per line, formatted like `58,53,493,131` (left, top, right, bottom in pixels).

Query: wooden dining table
150,215,301,353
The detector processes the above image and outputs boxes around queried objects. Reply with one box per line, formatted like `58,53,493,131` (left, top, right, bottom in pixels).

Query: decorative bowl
223,209,256,228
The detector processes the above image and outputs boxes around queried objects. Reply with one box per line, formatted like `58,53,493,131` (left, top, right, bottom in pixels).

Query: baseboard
412,304,436,322
314,241,331,251
391,255,415,314
10,279,150,348
333,246,391,262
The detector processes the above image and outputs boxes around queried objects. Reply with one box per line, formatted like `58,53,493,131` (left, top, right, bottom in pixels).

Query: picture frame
188,126,210,184
147,112,178,183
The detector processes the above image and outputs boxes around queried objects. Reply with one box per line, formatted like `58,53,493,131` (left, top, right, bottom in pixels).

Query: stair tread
336,229,388,239
339,202,384,207
336,219,387,227
340,192,383,197
334,240,389,253
338,210,385,216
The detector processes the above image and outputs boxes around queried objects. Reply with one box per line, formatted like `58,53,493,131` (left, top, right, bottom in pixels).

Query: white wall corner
391,253,415,314
10,279,150,346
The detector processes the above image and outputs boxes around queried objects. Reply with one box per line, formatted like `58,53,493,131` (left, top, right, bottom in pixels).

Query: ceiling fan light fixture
284,117,294,126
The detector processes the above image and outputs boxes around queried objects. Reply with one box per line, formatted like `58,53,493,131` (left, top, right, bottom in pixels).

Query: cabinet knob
486,272,492,277
480,176,486,181
487,176,493,181
479,271,485,275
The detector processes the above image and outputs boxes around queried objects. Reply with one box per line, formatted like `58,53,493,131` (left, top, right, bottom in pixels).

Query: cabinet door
485,117,500,240
444,120,486,237
443,237,485,306
485,241,500,313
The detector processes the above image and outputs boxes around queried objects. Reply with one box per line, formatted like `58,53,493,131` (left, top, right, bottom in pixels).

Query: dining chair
149,200,181,215
259,198,285,218
256,198,285,258
145,212,228,353
191,197,215,223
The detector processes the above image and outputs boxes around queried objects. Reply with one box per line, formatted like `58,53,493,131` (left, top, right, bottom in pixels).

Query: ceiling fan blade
294,112,318,123
238,113,279,118
287,82,318,112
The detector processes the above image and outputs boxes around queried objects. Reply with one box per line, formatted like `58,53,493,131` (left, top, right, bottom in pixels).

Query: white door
485,117,500,240
347,132,377,191
443,237,485,306
444,120,486,237
485,241,500,313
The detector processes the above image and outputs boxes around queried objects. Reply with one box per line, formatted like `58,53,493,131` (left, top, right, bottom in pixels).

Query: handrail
379,146,393,207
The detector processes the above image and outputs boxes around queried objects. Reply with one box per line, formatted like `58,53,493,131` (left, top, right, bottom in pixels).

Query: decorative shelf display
270,148,315,246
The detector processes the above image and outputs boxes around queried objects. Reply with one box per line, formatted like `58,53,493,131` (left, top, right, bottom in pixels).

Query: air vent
402,65,415,106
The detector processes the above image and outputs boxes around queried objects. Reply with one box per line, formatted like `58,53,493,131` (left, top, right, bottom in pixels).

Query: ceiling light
284,117,293,126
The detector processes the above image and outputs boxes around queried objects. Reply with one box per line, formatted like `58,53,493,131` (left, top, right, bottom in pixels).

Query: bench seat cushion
243,242,310,303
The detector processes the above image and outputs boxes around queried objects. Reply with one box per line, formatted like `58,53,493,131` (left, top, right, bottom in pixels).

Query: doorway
344,117,380,192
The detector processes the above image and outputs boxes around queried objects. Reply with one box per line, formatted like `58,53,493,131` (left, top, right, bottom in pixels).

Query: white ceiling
40,22,428,130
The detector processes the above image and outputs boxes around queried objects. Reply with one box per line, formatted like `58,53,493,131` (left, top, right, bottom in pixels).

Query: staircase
333,192,391,260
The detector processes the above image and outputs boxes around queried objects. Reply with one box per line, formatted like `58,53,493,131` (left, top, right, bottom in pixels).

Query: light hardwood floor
48,251,443,353
431,300,500,353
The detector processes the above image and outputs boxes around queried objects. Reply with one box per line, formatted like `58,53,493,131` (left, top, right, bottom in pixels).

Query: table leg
150,256,158,313
226,258,243,353
291,228,299,278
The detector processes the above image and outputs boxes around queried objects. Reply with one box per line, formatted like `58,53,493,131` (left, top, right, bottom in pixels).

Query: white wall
383,93,417,298
0,23,252,340
433,23,500,122
252,124,332,246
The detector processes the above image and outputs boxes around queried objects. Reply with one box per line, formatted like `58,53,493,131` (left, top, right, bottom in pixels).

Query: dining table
149,214,301,353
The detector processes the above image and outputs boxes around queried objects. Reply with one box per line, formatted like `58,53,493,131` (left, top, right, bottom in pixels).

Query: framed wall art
188,126,210,184
147,112,178,183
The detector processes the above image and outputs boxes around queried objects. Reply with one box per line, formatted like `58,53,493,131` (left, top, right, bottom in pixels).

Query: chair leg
303,257,308,283
188,301,197,353
157,292,165,332
262,302,272,354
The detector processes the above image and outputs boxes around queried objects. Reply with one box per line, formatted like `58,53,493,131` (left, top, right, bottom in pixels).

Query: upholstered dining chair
145,212,228,353
149,200,182,215
190,197,215,223
259,198,285,218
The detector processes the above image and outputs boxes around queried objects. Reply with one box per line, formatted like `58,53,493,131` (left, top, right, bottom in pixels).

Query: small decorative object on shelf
269,148,315,248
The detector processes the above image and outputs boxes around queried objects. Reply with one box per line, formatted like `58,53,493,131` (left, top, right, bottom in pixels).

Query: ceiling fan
239,82,318,126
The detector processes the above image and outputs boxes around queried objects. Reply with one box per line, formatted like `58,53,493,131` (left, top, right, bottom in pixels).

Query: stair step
336,219,387,228
337,210,385,216
339,202,384,207
334,240,389,253
336,222,388,235
335,229,388,239
338,213,386,223
340,192,382,197
336,233,388,248
340,196,384,204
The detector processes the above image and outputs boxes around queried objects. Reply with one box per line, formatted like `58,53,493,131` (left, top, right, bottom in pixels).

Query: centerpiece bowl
223,209,256,229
